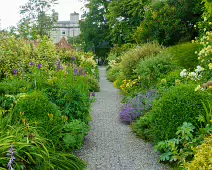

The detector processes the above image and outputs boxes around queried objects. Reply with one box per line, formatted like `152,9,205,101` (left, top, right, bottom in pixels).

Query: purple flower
120,90,158,124
38,64,42,69
7,144,16,170
74,68,78,75
13,69,18,76
57,59,62,71
92,92,95,97
29,62,34,66
72,56,76,61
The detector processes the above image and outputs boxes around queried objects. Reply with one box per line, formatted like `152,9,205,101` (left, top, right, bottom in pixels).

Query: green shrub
150,84,212,143
0,34,31,79
156,70,184,95
135,52,177,90
87,75,100,92
132,113,153,141
12,91,61,125
109,43,136,58
107,65,121,82
119,43,163,79
45,70,91,123
62,119,90,150
167,42,202,70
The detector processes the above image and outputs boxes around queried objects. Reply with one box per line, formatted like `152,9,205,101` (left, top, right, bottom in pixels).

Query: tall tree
19,0,58,39
80,0,110,52
106,0,150,44
134,0,204,45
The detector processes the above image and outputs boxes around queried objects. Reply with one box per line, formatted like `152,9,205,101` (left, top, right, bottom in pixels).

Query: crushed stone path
76,66,169,170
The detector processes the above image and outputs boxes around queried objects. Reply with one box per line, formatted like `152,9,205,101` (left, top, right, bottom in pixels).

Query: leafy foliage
19,0,58,38
12,91,61,127
167,42,202,70
150,84,212,142
0,113,86,170
80,0,110,51
185,134,212,170
119,43,163,80
135,50,177,90
134,0,203,45
106,0,150,44
62,120,90,150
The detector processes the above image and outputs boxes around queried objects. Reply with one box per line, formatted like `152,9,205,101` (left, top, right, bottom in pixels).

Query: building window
61,30,66,35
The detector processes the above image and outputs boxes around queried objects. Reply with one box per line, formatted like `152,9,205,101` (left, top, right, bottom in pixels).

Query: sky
0,0,85,29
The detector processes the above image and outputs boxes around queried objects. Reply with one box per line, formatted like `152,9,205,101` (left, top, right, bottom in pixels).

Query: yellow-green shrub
0,33,31,78
119,43,163,79
185,135,212,170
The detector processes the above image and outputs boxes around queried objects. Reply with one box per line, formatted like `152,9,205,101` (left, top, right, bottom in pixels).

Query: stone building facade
51,12,80,44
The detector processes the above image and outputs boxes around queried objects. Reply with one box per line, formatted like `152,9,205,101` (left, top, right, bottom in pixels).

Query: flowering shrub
180,31,212,89
120,90,158,124
0,33,31,79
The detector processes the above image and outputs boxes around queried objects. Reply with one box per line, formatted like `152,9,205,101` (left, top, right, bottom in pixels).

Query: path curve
76,67,169,170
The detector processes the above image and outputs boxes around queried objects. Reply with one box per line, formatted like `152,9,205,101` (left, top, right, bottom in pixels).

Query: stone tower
70,12,79,24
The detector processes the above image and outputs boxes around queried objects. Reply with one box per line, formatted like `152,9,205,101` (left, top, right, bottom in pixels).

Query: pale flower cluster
180,66,204,80
80,55,97,67
108,60,119,68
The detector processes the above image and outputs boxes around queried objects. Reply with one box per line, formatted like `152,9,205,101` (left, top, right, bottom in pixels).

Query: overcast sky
0,0,85,29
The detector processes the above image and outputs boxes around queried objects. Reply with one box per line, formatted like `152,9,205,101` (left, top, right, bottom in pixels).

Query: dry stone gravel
75,67,169,170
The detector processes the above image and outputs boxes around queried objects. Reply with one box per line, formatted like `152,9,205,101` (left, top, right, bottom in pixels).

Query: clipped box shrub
167,42,202,70
149,84,212,143
185,135,212,170
12,91,61,125
119,43,163,79
135,52,177,90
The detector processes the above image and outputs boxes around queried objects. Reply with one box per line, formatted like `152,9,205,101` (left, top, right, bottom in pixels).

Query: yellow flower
208,63,212,69
195,85,201,91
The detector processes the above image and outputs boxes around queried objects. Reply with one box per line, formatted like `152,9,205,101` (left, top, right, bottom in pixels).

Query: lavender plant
7,144,16,170
120,90,158,124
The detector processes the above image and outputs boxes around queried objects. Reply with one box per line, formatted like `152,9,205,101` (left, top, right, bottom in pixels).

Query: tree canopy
18,0,58,39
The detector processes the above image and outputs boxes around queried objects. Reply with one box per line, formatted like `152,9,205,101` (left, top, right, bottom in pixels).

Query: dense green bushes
119,43,163,80
135,52,177,90
167,42,202,70
12,91,61,125
150,84,212,142
0,34,99,169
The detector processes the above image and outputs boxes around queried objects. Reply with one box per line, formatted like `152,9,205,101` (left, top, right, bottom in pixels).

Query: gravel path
76,67,169,170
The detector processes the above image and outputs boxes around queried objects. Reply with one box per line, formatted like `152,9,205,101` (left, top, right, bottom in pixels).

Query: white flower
180,69,187,78
195,65,203,72
188,72,197,80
